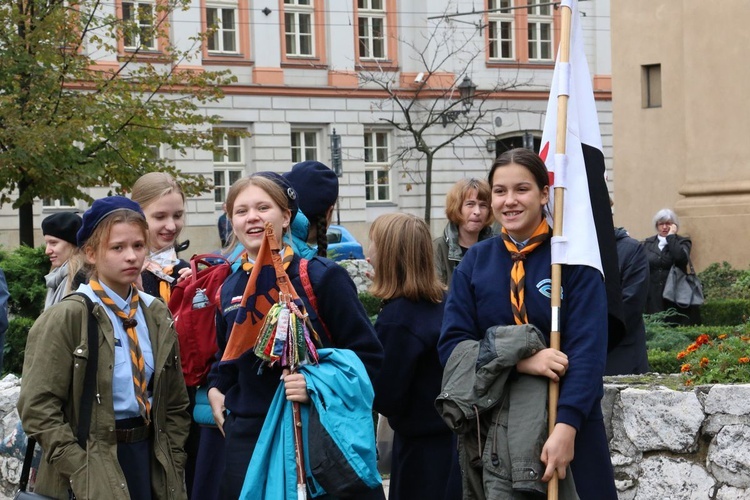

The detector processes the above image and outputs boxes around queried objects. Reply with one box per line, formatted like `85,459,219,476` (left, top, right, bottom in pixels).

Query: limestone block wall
602,381,750,500
0,375,748,498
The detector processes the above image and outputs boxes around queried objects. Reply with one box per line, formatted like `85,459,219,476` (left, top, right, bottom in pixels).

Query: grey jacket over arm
436,324,578,500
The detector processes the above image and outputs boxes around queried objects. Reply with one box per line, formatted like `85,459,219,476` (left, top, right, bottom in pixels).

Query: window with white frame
42,197,75,208
122,0,157,50
363,130,391,202
206,1,238,53
290,130,318,163
284,0,314,57
213,129,245,203
357,0,386,60
527,0,553,61
487,0,514,61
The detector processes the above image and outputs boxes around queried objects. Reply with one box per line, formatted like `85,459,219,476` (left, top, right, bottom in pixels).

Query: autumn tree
359,10,527,222
0,0,237,245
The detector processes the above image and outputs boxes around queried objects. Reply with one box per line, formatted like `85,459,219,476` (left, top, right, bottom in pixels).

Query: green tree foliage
0,0,239,245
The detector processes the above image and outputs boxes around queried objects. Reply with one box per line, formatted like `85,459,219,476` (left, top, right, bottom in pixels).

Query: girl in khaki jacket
18,196,190,500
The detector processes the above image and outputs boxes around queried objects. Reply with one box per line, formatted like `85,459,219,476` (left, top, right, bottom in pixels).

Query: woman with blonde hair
131,172,191,303
433,178,494,287
206,172,384,499
19,196,190,499
369,213,459,500
41,212,84,309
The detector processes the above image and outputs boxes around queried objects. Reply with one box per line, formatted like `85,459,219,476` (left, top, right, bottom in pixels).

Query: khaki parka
17,293,190,500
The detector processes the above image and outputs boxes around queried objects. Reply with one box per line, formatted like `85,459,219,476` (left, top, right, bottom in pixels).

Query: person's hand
516,348,569,382
541,423,577,482
176,267,192,283
208,387,227,436
668,223,678,235
282,370,310,404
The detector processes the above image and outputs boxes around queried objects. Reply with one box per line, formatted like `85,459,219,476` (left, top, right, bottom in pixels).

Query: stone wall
1,373,748,498
602,379,750,499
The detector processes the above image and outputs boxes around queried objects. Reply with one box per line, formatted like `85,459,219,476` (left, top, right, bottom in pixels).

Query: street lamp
441,76,477,127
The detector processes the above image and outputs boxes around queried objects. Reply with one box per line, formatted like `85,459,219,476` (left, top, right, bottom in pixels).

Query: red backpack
168,254,231,387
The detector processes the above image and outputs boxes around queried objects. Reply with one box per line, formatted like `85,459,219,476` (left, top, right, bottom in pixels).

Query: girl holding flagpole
19,196,190,499
438,148,616,499
205,173,384,499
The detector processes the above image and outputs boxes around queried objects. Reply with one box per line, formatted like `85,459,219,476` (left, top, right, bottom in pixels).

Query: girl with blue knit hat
283,161,339,259
19,196,190,500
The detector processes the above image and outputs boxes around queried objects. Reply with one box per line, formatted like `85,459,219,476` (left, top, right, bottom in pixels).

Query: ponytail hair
314,214,329,257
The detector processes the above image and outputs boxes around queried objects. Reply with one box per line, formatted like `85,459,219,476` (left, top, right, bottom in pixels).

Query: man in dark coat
606,227,650,375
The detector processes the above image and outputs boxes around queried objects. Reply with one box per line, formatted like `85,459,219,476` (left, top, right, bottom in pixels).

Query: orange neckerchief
90,280,151,423
221,234,294,362
500,219,551,325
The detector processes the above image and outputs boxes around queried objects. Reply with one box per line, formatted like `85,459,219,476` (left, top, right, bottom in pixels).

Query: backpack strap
299,259,332,344
68,292,99,449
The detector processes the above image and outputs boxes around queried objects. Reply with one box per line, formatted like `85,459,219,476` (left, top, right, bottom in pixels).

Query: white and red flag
539,0,624,346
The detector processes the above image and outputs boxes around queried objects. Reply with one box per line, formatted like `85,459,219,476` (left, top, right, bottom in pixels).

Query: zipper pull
96,393,101,404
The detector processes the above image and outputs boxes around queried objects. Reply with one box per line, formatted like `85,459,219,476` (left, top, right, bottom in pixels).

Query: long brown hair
369,213,445,303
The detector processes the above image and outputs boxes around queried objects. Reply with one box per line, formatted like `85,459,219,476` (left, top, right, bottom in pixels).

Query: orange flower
700,357,710,368
742,336,750,342
685,379,694,386
696,334,711,346
686,344,698,353
677,351,687,360
739,357,750,364
718,334,728,340
681,363,691,373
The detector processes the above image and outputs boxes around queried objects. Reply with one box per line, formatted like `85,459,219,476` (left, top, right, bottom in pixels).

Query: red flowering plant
677,332,750,386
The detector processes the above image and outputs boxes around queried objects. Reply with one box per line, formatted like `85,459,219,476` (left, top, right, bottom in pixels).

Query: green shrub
698,262,741,300
358,292,381,318
729,270,750,300
648,349,682,374
0,245,49,319
700,299,750,326
4,316,35,375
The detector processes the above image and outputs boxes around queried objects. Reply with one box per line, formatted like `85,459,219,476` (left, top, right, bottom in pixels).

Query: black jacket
606,228,650,375
641,233,700,325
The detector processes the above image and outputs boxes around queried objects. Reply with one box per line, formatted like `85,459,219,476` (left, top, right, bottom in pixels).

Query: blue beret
42,212,82,246
77,196,144,247
283,161,339,220
253,172,299,224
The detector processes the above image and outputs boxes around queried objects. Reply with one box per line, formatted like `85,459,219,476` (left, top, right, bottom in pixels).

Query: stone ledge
1,372,748,498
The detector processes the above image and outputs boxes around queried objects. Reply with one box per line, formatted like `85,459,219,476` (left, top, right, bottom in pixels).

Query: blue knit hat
283,161,339,220
76,196,144,247
252,172,299,223
42,212,82,246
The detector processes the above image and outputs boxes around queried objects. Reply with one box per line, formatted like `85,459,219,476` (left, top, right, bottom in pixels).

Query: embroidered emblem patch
536,279,563,299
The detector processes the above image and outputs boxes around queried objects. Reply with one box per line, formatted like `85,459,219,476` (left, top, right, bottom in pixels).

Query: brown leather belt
115,419,151,443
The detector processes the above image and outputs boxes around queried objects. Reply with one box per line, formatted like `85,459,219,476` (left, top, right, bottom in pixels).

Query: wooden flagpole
548,2,573,499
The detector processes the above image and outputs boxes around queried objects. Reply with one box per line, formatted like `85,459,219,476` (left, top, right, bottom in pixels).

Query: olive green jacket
18,293,190,500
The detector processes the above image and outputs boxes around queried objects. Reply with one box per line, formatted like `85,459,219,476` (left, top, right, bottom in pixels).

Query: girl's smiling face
142,191,185,251
231,185,290,260
491,162,549,242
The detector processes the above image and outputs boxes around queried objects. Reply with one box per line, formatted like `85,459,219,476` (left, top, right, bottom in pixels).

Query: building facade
611,0,750,270
0,0,613,254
